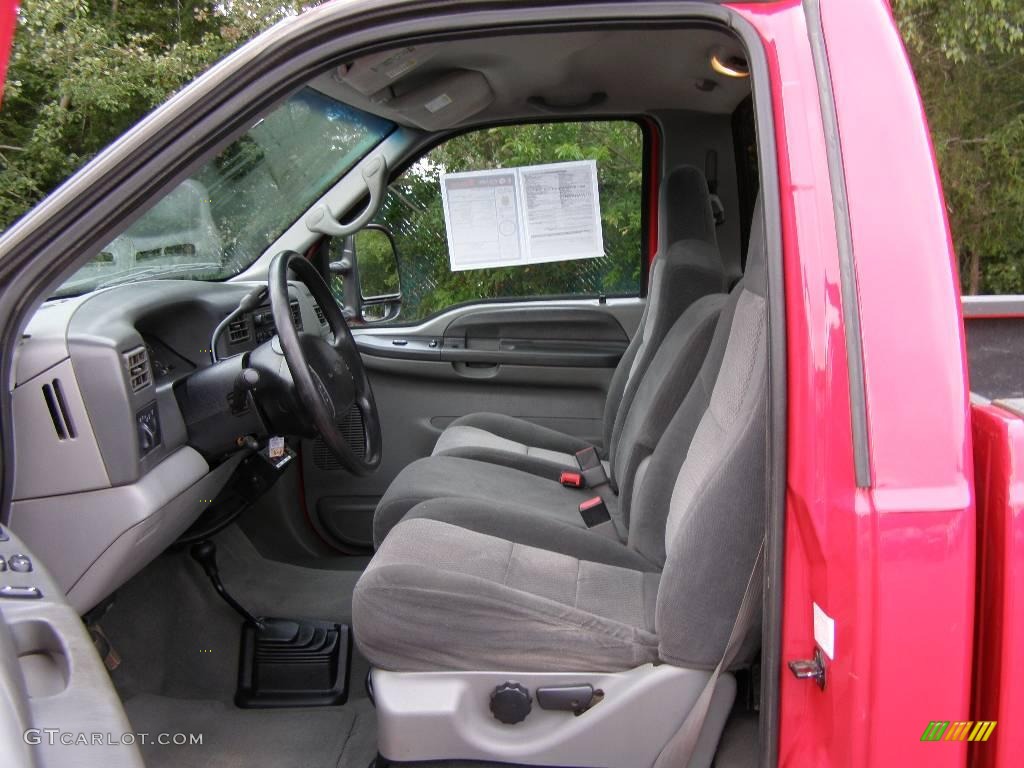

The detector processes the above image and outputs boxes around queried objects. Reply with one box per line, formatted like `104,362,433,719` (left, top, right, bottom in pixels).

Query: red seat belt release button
578,496,611,527
560,471,583,488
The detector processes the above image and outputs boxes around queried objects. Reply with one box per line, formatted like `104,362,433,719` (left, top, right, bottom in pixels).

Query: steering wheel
267,250,382,476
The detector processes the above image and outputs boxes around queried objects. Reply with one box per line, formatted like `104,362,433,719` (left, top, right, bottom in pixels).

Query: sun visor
338,45,441,96
386,70,494,131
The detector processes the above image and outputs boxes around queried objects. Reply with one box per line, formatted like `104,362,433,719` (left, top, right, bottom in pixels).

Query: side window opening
367,120,646,325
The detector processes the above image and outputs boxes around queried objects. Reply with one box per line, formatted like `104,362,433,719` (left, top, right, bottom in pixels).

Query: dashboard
8,279,327,614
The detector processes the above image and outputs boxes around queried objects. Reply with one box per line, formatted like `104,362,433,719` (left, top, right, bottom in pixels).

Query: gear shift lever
190,541,263,628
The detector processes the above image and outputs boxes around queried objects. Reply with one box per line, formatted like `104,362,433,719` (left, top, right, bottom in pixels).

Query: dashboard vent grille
42,379,76,440
123,346,152,393
312,405,365,470
313,305,326,326
228,317,251,344
290,301,304,331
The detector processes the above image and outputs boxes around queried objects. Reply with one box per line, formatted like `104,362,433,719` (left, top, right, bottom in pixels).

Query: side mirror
329,224,402,324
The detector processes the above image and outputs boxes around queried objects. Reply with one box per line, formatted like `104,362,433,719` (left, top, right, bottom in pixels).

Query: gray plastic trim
8,447,237,614
355,296,644,339
236,130,419,280
66,280,255,487
372,664,735,768
12,358,110,500
12,294,91,388
0,526,143,768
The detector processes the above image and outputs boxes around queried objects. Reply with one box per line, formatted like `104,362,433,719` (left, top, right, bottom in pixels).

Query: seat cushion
431,413,595,481
403,497,659,573
353,517,661,672
434,412,594,457
373,456,616,548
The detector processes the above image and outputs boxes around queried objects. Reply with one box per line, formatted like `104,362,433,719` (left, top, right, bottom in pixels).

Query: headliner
310,26,751,131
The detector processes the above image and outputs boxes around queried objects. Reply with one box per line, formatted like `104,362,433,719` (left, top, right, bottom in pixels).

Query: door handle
451,361,499,379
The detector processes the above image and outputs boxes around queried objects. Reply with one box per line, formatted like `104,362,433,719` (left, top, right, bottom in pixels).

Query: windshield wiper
95,262,223,290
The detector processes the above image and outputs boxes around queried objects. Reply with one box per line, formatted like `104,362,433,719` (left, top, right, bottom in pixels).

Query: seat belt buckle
559,471,584,488
575,446,609,488
575,446,601,470
578,496,611,527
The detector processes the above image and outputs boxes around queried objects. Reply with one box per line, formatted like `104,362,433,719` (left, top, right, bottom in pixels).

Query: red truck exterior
730,0,980,764
0,0,1017,765
0,0,18,105
970,402,1024,767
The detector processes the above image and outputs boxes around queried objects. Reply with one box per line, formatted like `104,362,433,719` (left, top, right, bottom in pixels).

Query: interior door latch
788,648,826,690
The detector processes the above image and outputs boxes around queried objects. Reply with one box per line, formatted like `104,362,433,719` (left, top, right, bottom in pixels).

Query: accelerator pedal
236,617,350,708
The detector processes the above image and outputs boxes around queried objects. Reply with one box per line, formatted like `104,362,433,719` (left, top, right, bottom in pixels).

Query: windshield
54,88,394,297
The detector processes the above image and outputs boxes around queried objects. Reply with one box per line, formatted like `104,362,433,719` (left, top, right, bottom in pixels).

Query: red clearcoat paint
970,403,1024,768
727,0,975,764
0,0,18,106
647,117,661,263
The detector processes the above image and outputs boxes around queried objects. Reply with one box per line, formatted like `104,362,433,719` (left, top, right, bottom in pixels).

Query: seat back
653,196,767,668
610,292,726,532
600,166,725,458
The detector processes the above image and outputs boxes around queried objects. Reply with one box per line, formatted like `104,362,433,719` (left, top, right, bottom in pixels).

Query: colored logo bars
921,721,997,742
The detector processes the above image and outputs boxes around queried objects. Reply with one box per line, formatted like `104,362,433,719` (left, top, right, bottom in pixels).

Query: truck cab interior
0,8,785,768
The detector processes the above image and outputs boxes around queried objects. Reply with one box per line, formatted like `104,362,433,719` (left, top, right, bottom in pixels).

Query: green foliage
0,0,308,229
355,228,401,297
374,122,643,323
894,0,1024,294
2,0,1022,299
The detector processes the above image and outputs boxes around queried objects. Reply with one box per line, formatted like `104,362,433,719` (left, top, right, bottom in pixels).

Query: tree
893,0,1024,294
2,1,1022,298
0,0,304,229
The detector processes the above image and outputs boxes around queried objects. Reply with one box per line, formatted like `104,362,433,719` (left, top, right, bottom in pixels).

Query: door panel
355,306,628,367
301,300,640,549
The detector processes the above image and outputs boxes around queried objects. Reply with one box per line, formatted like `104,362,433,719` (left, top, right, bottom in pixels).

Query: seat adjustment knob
489,681,532,724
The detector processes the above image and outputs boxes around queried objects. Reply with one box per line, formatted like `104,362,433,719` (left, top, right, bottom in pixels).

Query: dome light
710,52,749,79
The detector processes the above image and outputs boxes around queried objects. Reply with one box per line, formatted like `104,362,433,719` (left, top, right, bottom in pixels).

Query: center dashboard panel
9,279,325,614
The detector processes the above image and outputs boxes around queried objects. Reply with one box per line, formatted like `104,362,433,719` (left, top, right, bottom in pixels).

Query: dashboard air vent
42,379,76,440
228,317,251,344
123,346,153,393
313,305,327,326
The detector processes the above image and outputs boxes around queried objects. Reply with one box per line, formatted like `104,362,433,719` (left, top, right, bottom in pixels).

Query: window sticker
440,160,604,272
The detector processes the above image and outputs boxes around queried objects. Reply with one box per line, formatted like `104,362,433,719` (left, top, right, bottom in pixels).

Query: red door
729,0,976,765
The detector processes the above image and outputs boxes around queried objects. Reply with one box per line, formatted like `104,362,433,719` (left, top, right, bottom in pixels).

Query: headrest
662,166,717,247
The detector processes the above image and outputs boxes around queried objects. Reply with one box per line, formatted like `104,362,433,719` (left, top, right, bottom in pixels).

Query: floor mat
125,694,376,768
100,525,377,768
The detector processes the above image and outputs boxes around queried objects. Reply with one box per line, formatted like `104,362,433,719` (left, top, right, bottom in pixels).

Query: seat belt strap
653,538,766,768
